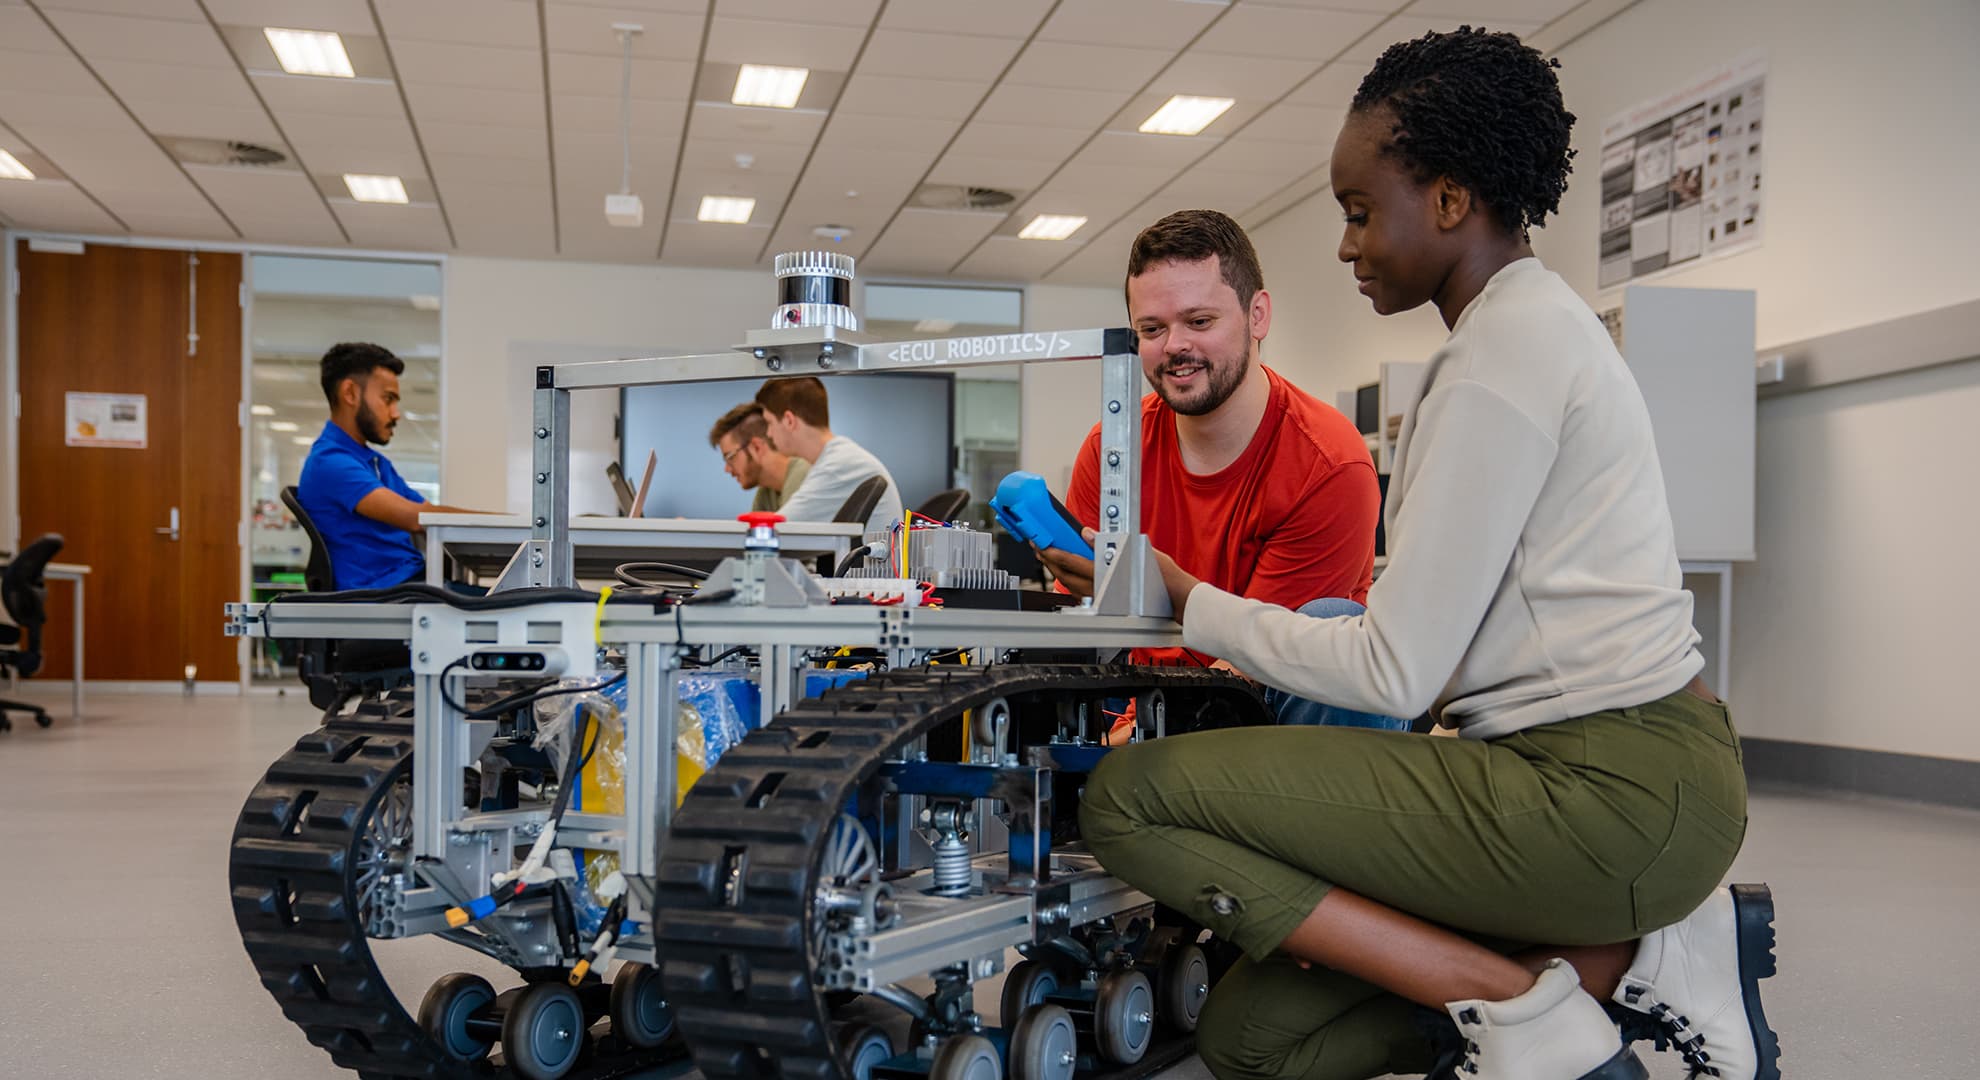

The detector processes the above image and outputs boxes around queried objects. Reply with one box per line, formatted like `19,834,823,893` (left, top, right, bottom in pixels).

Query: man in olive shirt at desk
709,402,811,512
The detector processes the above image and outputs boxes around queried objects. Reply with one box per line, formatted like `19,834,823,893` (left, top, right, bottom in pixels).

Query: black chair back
833,475,889,525
1,533,64,678
280,486,336,593
914,488,969,523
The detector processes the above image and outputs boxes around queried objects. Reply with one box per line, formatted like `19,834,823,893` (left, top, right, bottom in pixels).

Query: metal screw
1060,1051,1077,1067
1135,1010,1152,1024
753,348,768,359
531,551,545,567
1105,505,1120,519
535,427,549,439
1108,400,1122,413
418,615,430,628
1052,903,1072,920
417,651,430,663
534,516,546,527
555,1027,570,1040
1102,549,1116,564
1106,451,1121,467
821,342,836,356
536,472,548,484
1195,982,1209,995
767,356,784,372
818,354,833,369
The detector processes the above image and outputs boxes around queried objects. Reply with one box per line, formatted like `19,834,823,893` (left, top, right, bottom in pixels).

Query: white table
420,514,866,586
1,561,88,720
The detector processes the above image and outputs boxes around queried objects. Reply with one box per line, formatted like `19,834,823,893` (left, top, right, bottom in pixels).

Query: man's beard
357,401,395,445
1150,348,1250,417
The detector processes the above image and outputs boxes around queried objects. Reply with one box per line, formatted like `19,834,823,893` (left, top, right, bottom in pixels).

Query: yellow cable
593,585,614,645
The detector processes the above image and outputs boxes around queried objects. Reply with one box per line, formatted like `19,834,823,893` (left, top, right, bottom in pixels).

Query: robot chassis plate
225,323,1268,1080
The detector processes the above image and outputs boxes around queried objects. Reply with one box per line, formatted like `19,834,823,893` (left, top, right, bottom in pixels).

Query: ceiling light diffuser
264,28,355,78
732,64,809,108
250,404,275,416
0,150,33,181
344,174,408,204
1018,214,1088,241
698,195,756,224
269,420,301,432
1139,95,1236,136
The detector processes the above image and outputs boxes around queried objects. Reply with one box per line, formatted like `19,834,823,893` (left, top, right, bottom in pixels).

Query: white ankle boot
1446,959,1648,1079
1613,883,1782,1080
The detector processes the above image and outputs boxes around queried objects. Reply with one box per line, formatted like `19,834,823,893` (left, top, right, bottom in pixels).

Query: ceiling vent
165,137,290,168
910,183,1018,211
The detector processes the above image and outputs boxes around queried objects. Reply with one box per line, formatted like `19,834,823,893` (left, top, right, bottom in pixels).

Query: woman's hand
1153,546,1201,621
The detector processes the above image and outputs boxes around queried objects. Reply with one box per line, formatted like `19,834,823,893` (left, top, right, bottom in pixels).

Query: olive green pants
1078,689,1748,1080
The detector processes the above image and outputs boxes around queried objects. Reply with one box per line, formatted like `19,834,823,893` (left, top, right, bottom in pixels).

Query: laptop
627,450,657,518
606,461,636,515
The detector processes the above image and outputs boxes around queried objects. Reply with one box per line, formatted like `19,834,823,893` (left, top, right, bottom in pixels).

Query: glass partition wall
247,255,442,684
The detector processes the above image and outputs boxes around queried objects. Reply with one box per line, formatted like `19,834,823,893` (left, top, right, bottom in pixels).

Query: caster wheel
836,1021,896,1080
931,1033,1003,1080
502,979,587,1080
609,961,674,1049
999,959,1060,1027
1094,968,1155,1065
34,712,52,729
1158,941,1210,1032
417,972,497,1063
1008,1004,1077,1080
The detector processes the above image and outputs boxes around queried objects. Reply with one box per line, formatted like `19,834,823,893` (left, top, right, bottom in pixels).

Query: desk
0,561,88,720
421,515,866,586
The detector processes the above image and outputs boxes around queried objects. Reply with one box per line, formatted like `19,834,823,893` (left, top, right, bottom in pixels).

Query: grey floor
2,689,1976,1079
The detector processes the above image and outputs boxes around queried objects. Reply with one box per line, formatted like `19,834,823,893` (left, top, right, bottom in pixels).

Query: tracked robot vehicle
226,252,1270,1080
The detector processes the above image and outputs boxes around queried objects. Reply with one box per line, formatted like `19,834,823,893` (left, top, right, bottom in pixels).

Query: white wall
1243,0,1980,758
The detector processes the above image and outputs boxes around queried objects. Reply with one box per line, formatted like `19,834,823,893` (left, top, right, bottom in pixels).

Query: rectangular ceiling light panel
1018,214,1088,240
1139,95,1235,135
344,174,409,204
264,28,355,78
733,64,810,108
698,195,757,223
0,150,33,180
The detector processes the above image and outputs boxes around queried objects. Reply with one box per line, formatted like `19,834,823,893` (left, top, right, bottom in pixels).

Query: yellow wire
593,585,614,645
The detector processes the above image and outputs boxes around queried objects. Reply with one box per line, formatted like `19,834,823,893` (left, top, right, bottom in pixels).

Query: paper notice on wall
65,391,148,449
1598,50,1766,290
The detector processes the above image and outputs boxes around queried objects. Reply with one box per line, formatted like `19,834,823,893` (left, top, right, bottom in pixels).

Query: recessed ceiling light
251,404,276,416
914,318,957,333
263,28,355,78
698,195,756,224
1139,95,1236,136
732,64,809,108
291,436,315,446
268,420,301,432
1018,214,1088,241
0,150,33,181
344,174,408,204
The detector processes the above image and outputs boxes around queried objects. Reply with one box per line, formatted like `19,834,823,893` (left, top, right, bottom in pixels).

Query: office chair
832,475,890,526
279,486,411,711
0,533,64,732
914,488,970,523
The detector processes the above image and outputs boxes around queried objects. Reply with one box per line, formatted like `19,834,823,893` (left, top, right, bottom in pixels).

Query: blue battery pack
989,471,1093,559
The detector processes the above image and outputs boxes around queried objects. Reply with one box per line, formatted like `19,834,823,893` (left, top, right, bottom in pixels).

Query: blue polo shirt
297,422,426,590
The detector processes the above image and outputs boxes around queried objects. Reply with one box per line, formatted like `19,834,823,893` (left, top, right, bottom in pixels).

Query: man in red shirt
1045,209,1400,729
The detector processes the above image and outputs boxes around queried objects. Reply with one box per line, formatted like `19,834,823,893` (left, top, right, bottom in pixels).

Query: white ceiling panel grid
857,29,1025,83
1000,40,1175,92
375,0,542,49
877,0,1054,39
711,0,881,27
972,83,1131,131
200,0,377,36
701,15,867,68
1036,0,1224,50
36,0,205,18
833,74,987,121
39,9,237,65
1192,4,1388,63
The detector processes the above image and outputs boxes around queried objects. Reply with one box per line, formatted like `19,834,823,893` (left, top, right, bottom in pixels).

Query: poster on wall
1598,50,1766,290
64,391,148,449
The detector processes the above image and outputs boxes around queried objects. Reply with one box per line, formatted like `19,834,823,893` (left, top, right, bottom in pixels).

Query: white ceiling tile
792,149,928,206
667,168,791,220
544,4,703,59
833,75,985,121
1238,0,1407,11
1197,135,1326,180
228,211,350,246
0,180,124,232
1011,185,1145,226
189,164,335,218
863,208,1006,275
678,136,810,176
277,111,426,175
661,219,774,267
1148,168,1294,214
124,101,282,145
765,218,874,260
38,9,235,66
703,15,867,68
441,184,552,227
878,0,1054,38
115,207,237,239
37,0,204,19
954,234,1076,281
549,0,704,13
93,59,258,108
1239,102,1347,145
555,196,663,260
1194,4,1385,62
0,89,135,131
251,72,404,118
202,0,378,36
818,112,958,153
945,122,1087,162
1281,62,1366,107
857,29,1023,83
1037,0,1223,49
385,40,541,90
404,81,543,128
549,52,694,99
1004,41,1175,93
925,152,1057,193
687,101,826,145
556,130,680,188
1152,49,1316,100
374,0,539,48
712,0,880,27
773,191,891,231
1043,222,1139,284
22,126,178,186
0,48,102,95
973,84,1131,131
1042,156,1165,203
425,117,561,157
0,8,70,51
1406,0,1587,22
450,212,557,258
429,150,552,188
1340,14,1541,63
1076,130,1215,171
335,201,451,248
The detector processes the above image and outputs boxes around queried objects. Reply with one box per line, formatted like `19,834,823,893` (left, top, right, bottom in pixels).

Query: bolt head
536,472,548,483
1135,1010,1152,1024
417,651,430,663
418,615,431,628
535,427,549,439
1106,451,1121,466
753,348,768,359
1105,505,1120,519
531,551,545,566
1108,400,1122,413
767,357,784,371
534,516,547,527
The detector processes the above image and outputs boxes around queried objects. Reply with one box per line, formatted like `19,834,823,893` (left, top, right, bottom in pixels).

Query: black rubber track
228,691,681,1079
652,664,1268,1080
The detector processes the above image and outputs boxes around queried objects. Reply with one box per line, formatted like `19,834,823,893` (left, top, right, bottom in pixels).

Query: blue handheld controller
989,471,1094,560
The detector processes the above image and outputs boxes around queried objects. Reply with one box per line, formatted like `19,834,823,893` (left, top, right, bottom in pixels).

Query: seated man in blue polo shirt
298,342,486,590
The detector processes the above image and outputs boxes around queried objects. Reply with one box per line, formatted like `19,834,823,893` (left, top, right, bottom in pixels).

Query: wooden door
17,241,242,682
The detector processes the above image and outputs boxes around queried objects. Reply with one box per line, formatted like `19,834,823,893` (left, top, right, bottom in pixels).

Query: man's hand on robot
1033,530,1098,597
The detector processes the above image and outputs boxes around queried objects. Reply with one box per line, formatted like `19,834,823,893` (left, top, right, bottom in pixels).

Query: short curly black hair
1351,26,1576,235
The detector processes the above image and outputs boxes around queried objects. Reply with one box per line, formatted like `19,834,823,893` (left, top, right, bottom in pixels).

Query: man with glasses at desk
709,402,811,513
297,342,487,590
